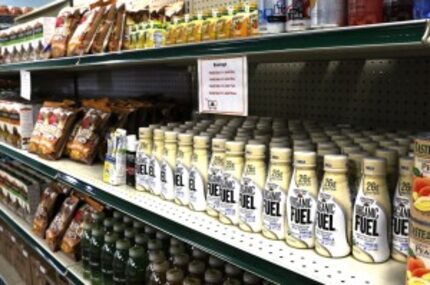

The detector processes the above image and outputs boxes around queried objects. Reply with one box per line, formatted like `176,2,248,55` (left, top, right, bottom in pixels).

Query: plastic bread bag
91,4,117,53
51,7,82,58
107,3,126,52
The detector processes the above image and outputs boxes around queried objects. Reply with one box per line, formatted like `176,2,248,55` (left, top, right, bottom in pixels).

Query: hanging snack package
51,7,82,58
45,194,80,251
103,128,127,186
91,4,117,53
107,4,126,52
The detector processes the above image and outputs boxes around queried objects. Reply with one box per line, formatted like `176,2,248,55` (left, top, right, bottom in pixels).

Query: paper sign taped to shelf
198,56,248,116
20,70,31,101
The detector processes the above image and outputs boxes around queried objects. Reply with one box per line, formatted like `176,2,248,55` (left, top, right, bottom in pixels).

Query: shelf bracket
421,20,430,45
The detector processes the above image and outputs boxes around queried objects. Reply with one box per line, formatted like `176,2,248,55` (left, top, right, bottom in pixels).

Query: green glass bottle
225,264,242,280
146,250,166,283
166,268,185,285
172,253,190,272
183,276,202,285
82,222,93,279
156,231,170,252
125,245,148,285
113,239,131,285
101,232,118,285
205,269,223,285
145,225,157,239
208,256,224,271
103,218,115,233
113,223,126,239
147,239,163,254
124,228,136,245
148,259,169,285
168,244,186,262
133,220,145,234
135,233,149,249
113,211,123,223
123,216,133,228
188,260,206,280
92,212,106,226
191,248,208,263
90,227,104,285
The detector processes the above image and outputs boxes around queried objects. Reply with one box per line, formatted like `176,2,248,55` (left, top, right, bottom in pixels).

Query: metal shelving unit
0,142,405,285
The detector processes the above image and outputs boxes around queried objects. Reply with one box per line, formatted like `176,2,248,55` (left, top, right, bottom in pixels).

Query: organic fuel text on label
290,194,313,224
263,190,282,217
355,204,380,236
316,201,336,231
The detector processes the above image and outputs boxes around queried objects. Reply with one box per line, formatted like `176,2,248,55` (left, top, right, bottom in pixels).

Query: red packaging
348,0,384,25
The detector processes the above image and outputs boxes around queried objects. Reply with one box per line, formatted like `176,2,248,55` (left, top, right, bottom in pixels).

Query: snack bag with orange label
187,14,203,43
201,10,217,41
248,2,259,36
175,16,188,45
231,4,249,38
216,7,233,40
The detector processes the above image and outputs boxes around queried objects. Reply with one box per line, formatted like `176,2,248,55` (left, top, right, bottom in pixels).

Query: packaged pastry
67,6,106,56
51,7,82,58
108,4,126,52
45,194,80,251
91,4,117,53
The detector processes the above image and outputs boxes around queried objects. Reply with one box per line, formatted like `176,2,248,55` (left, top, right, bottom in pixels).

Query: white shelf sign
20,70,31,101
198,56,248,116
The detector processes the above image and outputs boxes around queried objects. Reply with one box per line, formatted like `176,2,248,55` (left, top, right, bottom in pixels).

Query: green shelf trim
0,144,321,285
0,21,426,72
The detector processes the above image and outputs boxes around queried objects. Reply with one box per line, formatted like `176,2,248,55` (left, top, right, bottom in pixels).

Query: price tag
20,70,31,101
198,56,248,116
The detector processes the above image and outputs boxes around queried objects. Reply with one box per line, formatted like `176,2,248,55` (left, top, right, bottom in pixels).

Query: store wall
3,0,53,7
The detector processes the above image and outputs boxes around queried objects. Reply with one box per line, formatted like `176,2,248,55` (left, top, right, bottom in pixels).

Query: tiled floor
0,255,25,285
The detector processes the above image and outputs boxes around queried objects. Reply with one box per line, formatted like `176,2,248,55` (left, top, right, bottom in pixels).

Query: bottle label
136,153,150,189
353,192,390,263
286,0,311,29
392,182,410,258
189,167,207,211
264,0,287,23
316,192,350,257
161,160,175,200
175,162,190,205
207,168,223,212
220,173,241,224
149,157,162,195
263,183,286,239
239,177,263,232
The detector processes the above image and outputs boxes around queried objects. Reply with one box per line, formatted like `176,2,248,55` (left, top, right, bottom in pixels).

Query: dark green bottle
90,227,104,285
166,268,185,285
191,247,209,263
208,256,224,270
123,216,133,228
92,212,106,226
204,269,223,285
113,211,123,223
144,225,156,239
243,272,262,285
103,218,115,233
225,264,242,280
188,260,206,279
82,222,93,279
124,228,136,245
156,231,170,252
113,223,126,239
133,220,145,233
101,232,118,285
147,239,163,255
135,233,149,249
183,276,202,285
125,245,148,285
113,239,131,285
172,253,190,273
168,244,185,261
146,250,166,283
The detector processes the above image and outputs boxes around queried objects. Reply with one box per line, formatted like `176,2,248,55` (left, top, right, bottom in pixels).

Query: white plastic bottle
174,133,193,206
286,151,318,249
149,129,164,195
315,155,351,258
239,144,266,233
189,136,210,212
207,138,227,217
391,157,413,262
353,157,391,263
262,147,292,240
136,127,153,192
160,131,177,201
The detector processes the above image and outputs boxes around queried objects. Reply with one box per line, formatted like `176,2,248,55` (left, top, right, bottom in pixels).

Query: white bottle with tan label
219,141,245,225
239,144,266,233
353,157,391,263
174,133,193,206
149,129,164,195
136,127,153,192
392,157,412,262
262,147,292,240
286,151,318,249
160,131,177,200
189,136,210,211
207,138,227,217
315,155,351,258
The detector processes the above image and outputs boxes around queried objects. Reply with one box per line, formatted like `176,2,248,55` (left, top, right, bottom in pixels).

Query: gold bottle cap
245,144,266,158
194,135,210,147
149,124,161,129
139,127,152,139
269,141,289,149
388,145,409,157
362,130,377,137
331,134,348,142
293,139,313,147
291,132,308,140
335,139,353,149
324,129,340,137
324,155,348,172
317,147,339,157
380,140,397,148
165,131,178,142
317,142,337,151
294,151,316,167
212,138,226,150
271,136,289,144
270,147,292,162
375,148,398,167
226,141,245,154
394,137,411,146
354,137,371,144
311,135,330,144
363,157,387,176
370,134,386,141
399,157,413,175
342,145,362,155
294,144,315,151
347,132,363,140
360,141,378,155
154,129,165,140
178,133,193,145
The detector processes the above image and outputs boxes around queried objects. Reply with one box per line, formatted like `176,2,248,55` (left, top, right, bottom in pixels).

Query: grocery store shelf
14,0,70,24
0,20,428,73
0,142,406,285
0,198,88,285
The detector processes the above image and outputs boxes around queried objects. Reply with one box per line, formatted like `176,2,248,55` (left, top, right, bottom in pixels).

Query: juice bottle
219,141,245,225
90,227,104,285
189,136,210,212
262,147,292,240
286,151,318,249
82,222,93,279
126,246,148,285
161,131,178,201
239,144,266,233
136,128,153,192
202,10,218,41
175,133,193,206
348,0,383,25
148,260,169,285
166,268,185,285
207,138,227,217
204,269,223,285
165,18,178,45
391,157,412,262
175,17,188,45
216,7,233,40
150,129,165,195
352,157,391,263
113,240,131,284
101,232,118,285
315,155,352,258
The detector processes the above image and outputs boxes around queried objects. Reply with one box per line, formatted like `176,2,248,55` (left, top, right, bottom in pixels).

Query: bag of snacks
51,7,82,58
107,4,126,52
91,4,117,53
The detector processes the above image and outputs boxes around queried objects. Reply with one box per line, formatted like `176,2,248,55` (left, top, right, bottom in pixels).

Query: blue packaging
414,0,430,19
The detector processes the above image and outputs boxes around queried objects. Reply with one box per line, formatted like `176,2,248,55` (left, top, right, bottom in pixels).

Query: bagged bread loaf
91,4,117,53
107,4,126,52
51,7,82,58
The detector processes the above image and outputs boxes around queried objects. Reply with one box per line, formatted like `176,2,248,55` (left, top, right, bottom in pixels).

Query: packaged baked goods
91,4,117,53
45,194,80,251
103,128,127,186
51,7,82,58
67,6,106,56
108,4,126,52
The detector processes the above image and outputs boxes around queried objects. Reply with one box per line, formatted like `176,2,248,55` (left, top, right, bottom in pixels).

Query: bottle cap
226,141,245,154
331,135,348,142
103,217,115,229
270,147,292,163
147,239,163,250
167,268,185,282
188,260,206,275
375,148,398,167
335,139,353,149
165,131,178,142
124,228,136,239
324,155,348,172
178,133,193,145
353,137,371,144
388,145,409,157
234,136,250,143
399,157,413,175
291,132,308,140
122,215,133,226
293,139,312,147
153,259,169,273
212,138,226,151
148,250,165,262
145,225,156,236
170,238,184,247
225,264,242,277
317,147,339,157
363,157,387,176
104,232,118,244
293,151,316,167
154,129,165,140
113,223,126,234
173,253,190,267
129,245,145,258
194,135,210,147
360,141,378,155
169,244,185,256
127,135,137,152
245,144,266,158
133,221,145,231
113,211,123,221
116,239,131,250
205,269,223,283
311,135,329,144
380,140,397,148
168,122,180,128
135,233,149,246
294,145,315,151
192,247,209,260
208,255,224,269
91,212,105,224
224,279,241,285
394,137,411,146
91,226,104,237
362,130,377,137
149,124,161,129
271,136,289,144
139,127,152,139
342,145,361,155
317,142,337,151
156,231,169,240
183,277,202,285
243,272,261,285
370,134,386,141
269,141,289,149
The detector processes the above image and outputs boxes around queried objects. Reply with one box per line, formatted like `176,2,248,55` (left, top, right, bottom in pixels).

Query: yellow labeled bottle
161,131,178,201
136,128,153,192
216,7,233,40
201,10,218,41
391,157,412,262
219,141,245,225
248,2,259,36
189,136,210,211
353,157,391,263
175,16,189,45
174,133,194,206
315,155,352,258
262,148,292,240
239,144,266,233
231,4,249,38
187,14,203,43
286,151,318,249
150,129,164,195
207,138,227,217
165,18,178,45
